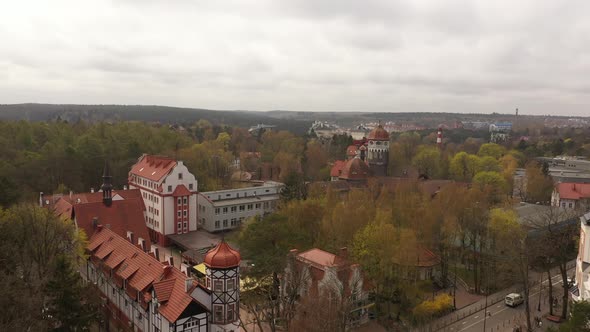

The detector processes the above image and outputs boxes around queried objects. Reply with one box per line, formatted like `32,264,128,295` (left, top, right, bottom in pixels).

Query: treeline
0,120,344,206
0,104,312,135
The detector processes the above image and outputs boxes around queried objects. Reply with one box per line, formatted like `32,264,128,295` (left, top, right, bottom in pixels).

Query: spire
101,161,113,207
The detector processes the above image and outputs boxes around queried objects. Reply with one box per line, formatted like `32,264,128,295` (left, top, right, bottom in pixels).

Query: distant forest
0,104,312,135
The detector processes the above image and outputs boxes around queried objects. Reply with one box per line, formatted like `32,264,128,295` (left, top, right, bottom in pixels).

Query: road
444,271,571,332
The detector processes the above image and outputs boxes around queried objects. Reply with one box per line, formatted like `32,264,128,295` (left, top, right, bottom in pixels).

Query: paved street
442,270,571,332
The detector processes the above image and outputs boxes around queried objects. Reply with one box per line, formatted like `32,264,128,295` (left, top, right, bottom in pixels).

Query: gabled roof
130,155,177,181
297,248,346,269
73,198,151,249
330,160,346,177
51,189,143,220
88,227,204,323
557,182,590,200
339,158,370,181
172,184,191,197
346,145,358,157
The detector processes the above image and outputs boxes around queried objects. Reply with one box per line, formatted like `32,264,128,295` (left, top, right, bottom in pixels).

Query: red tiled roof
558,182,590,200
339,158,370,181
367,125,389,140
51,189,143,220
88,227,204,323
153,278,175,302
203,241,241,269
330,160,346,177
130,155,177,181
73,198,151,249
298,248,342,268
172,184,191,197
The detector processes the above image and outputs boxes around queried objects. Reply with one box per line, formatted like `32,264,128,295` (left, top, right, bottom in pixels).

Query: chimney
123,185,128,190
96,224,104,232
39,192,44,207
90,188,95,193
339,247,348,259
76,198,81,204
127,231,134,244
92,217,99,229
69,191,73,199
138,237,146,251
289,249,299,256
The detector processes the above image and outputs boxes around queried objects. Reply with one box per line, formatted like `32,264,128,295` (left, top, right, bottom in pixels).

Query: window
112,287,116,295
183,210,187,216
223,220,228,227
569,202,573,208
231,218,237,226
189,183,193,190
177,198,182,205
231,206,237,213
177,211,181,217
247,204,253,210
178,173,183,180
215,208,220,215
264,202,269,209
125,299,128,307
255,203,261,209
214,305,223,323
215,220,220,229
183,197,187,205
227,304,235,322
239,205,245,211
183,222,187,228
227,278,235,291
214,280,223,292
168,185,172,192
137,313,142,321
223,207,228,214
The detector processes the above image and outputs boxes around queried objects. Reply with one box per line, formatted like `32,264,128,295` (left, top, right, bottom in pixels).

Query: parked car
505,293,524,307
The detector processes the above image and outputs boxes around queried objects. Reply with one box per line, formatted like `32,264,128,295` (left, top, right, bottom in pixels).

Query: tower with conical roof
366,123,390,176
204,240,241,331
101,161,113,207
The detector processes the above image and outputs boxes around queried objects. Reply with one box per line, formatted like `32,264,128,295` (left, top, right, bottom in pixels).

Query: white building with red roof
85,225,242,332
128,155,199,246
284,247,372,329
551,182,590,210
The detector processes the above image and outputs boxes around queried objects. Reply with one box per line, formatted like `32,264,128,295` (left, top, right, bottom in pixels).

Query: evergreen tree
45,256,97,331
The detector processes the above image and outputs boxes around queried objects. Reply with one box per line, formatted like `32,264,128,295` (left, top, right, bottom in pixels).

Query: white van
505,293,524,307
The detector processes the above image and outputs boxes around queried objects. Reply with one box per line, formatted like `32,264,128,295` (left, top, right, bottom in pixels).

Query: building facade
551,182,590,210
366,124,389,177
128,155,199,246
85,226,242,332
284,248,372,330
572,211,590,302
197,181,282,232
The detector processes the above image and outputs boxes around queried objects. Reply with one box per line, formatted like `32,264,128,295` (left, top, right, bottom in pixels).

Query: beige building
197,181,283,232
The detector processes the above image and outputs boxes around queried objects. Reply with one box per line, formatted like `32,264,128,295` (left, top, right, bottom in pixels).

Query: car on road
505,293,524,307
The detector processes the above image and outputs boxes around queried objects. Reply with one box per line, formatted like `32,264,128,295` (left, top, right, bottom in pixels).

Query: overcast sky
1,1,589,115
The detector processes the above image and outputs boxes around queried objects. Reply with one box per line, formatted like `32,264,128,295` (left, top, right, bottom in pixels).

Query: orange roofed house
47,163,152,251
128,155,199,246
284,248,372,330
552,182,590,211
86,226,241,332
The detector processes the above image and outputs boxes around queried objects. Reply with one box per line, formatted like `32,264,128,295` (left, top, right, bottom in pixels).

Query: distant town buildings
489,122,512,143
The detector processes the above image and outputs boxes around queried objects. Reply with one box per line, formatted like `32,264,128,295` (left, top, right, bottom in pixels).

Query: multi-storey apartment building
197,181,282,232
572,211,590,302
128,155,198,246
